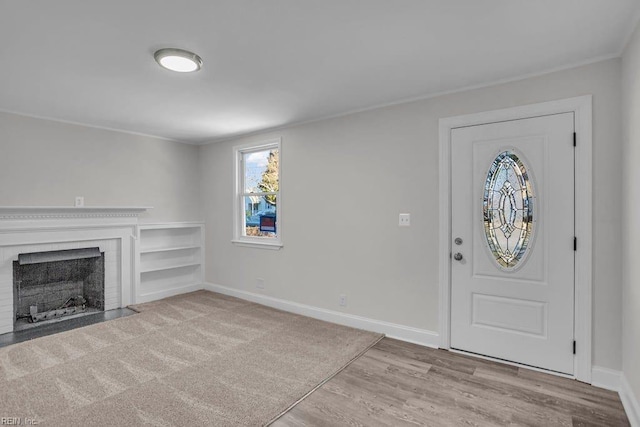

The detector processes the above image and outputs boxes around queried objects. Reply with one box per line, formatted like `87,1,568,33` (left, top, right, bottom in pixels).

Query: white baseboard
621,374,640,427
136,283,204,304
203,283,440,348
591,366,622,392
147,283,640,426
590,367,640,426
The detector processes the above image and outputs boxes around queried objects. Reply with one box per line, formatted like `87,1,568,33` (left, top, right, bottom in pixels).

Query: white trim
621,374,640,427
591,366,622,392
0,108,188,144
203,283,440,348
137,221,204,229
0,206,151,221
202,57,618,146
135,283,204,304
0,55,620,147
438,117,453,350
438,95,593,383
136,222,205,304
0,208,147,333
230,239,283,250
590,368,640,426
232,138,283,248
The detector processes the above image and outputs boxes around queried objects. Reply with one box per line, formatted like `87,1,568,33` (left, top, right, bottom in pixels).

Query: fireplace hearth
13,247,105,331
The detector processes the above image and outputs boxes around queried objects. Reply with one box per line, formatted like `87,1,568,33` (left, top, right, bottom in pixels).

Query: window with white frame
233,140,281,247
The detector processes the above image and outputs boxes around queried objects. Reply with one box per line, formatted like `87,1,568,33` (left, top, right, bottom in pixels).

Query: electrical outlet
399,213,410,226
256,278,265,290
339,294,347,307
75,196,84,207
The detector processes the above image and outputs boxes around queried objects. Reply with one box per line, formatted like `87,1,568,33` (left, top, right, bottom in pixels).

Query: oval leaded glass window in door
483,150,535,270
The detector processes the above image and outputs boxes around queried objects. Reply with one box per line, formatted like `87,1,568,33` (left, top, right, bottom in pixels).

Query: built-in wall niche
137,223,204,304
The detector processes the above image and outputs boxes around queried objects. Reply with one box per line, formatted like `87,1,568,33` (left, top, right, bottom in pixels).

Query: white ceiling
1,1,639,144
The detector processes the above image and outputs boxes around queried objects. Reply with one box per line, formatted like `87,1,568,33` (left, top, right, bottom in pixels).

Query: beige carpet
0,290,382,426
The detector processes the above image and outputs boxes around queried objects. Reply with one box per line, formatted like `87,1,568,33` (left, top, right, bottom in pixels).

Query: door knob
453,252,463,261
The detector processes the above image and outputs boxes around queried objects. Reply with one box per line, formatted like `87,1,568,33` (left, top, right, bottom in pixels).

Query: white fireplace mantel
0,206,152,334
0,206,152,231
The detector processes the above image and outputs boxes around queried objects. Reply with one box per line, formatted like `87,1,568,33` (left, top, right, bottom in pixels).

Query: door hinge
574,237,577,251
573,132,577,147
573,340,576,355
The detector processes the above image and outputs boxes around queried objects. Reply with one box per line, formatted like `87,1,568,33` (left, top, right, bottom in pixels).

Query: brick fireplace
0,206,149,334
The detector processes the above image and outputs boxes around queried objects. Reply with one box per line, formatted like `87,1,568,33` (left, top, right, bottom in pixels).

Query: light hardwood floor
272,338,629,426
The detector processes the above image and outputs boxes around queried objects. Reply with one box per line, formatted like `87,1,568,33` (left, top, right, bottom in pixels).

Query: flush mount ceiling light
154,48,203,73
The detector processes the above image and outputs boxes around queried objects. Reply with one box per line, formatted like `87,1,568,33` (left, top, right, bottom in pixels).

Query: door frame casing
438,95,593,382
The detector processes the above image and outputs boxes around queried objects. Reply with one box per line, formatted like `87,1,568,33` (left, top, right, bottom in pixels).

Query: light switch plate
339,294,347,307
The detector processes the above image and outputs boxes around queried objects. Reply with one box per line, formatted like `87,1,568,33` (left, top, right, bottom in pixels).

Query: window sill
231,239,283,250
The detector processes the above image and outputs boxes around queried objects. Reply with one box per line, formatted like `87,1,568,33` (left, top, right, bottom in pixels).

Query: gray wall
622,20,640,405
0,113,202,222
200,59,623,370
0,58,624,373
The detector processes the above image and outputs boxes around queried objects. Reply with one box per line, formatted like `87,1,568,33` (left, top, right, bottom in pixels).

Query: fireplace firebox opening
13,247,105,331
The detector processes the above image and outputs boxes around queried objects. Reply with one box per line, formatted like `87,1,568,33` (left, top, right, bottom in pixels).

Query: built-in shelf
136,222,204,304
140,245,200,254
140,262,201,274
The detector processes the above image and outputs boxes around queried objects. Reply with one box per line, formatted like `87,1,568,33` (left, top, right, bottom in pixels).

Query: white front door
450,113,575,374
